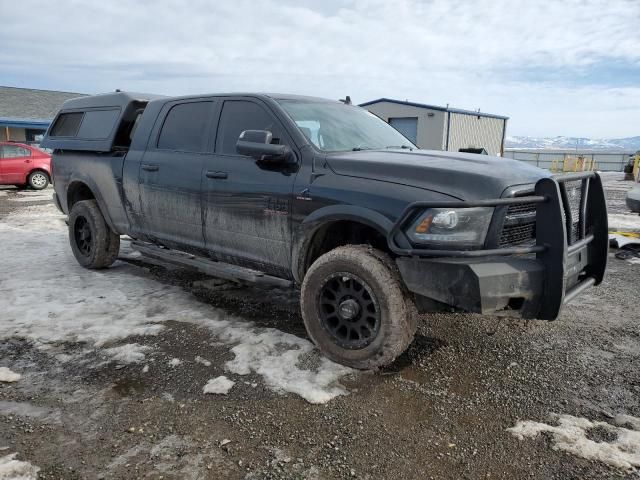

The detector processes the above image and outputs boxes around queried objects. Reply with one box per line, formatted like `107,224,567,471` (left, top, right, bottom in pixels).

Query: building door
138,100,215,249
0,144,32,184
202,99,298,276
389,117,418,145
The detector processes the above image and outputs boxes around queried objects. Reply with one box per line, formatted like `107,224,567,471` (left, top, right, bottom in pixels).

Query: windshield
277,100,416,152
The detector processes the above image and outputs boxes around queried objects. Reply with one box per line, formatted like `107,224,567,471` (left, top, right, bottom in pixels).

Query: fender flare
66,175,118,233
292,204,397,283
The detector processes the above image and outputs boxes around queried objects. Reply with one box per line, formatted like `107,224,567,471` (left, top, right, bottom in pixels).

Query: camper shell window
50,112,84,137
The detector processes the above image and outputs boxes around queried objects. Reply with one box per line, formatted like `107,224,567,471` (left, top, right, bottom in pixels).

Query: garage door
389,117,418,145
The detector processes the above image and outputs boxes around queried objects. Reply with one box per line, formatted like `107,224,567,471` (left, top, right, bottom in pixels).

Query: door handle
141,164,159,172
206,171,228,179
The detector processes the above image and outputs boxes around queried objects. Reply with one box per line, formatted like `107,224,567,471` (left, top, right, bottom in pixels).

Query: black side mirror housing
236,130,295,164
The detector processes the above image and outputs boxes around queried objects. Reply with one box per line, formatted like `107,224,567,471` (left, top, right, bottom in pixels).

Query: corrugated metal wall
503,150,633,171
446,113,505,156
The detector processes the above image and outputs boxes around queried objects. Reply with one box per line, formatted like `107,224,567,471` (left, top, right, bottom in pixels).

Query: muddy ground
1,178,639,480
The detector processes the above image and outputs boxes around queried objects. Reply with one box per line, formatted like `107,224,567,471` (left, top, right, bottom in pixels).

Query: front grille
562,180,583,245
499,201,537,247
498,179,588,248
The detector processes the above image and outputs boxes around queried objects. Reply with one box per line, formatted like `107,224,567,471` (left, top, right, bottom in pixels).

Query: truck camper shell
41,91,164,152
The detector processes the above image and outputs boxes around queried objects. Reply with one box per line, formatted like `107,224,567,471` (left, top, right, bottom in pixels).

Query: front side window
278,100,416,152
1,145,31,158
216,101,283,155
157,101,212,152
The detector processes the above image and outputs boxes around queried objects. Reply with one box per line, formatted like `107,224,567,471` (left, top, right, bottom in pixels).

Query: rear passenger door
203,99,298,276
0,144,32,184
138,99,215,249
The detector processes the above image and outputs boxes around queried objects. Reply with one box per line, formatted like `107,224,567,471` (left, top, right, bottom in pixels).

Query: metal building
360,98,508,156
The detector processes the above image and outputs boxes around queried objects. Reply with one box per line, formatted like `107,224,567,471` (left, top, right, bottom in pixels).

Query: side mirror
236,130,295,164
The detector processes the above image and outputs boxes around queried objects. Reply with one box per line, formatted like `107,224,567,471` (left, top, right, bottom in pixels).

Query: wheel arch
66,178,117,232
292,205,395,284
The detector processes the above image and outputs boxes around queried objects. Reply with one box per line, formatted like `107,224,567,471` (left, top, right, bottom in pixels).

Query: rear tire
68,200,120,269
301,245,417,369
28,171,49,190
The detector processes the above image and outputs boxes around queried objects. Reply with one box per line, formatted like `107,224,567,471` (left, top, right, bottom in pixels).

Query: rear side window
50,112,84,137
1,145,31,158
216,101,283,155
76,109,120,139
157,102,212,152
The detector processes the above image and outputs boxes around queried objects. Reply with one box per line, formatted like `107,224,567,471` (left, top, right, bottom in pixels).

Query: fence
503,150,634,172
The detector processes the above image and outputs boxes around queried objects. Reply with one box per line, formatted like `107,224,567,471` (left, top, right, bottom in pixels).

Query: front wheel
301,245,417,369
68,200,120,269
28,171,49,190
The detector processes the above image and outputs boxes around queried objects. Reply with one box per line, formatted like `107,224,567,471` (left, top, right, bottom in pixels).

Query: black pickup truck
41,92,608,369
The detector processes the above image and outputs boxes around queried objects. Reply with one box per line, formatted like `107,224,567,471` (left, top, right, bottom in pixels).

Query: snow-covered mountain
505,136,640,151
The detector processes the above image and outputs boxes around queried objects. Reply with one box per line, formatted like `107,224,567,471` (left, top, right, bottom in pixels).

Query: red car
0,142,51,190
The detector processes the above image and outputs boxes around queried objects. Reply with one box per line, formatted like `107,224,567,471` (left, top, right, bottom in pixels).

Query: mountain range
505,136,640,151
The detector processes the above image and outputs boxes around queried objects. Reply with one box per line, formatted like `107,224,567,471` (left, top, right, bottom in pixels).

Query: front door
138,99,215,250
203,99,299,276
0,144,31,184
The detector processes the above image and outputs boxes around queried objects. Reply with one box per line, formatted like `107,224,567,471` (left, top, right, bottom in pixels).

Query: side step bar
130,241,293,288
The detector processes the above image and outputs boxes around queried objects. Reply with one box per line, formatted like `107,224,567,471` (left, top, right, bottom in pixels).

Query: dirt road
1,177,639,479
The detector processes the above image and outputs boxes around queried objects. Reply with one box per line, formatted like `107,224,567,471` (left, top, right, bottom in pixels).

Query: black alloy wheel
74,216,93,256
318,272,381,349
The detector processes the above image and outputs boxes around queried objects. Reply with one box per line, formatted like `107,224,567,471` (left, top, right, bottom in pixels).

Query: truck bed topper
41,91,164,152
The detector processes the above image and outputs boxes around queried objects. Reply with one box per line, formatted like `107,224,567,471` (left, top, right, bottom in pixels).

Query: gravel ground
0,177,639,480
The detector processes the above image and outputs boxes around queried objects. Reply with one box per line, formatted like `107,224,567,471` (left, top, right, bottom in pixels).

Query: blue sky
1,0,639,138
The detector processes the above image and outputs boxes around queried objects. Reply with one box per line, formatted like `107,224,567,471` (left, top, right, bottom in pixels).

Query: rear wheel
68,200,120,269
301,245,417,369
28,171,49,190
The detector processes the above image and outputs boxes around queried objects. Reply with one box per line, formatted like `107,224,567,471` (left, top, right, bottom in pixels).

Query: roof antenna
339,95,352,105
115,89,121,92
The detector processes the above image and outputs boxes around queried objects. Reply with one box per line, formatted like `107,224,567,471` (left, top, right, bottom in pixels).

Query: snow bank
203,376,235,394
0,204,352,403
0,367,22,383
0,453,40,480
508,414,640,470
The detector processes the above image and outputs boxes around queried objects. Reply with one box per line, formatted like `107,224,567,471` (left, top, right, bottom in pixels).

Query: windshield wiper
384,145,413,150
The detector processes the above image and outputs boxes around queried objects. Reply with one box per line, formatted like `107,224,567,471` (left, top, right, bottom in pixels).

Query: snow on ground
203,376,235,395
0,203,352,403
0,367,21,383
0,453,40,480
103,343,152,364
168,358,182,367
195,356,212,366
508,414,640,470
8,195,52,203
608,213,640,232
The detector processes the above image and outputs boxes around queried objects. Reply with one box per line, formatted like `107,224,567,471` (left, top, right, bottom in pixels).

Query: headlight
406,207,494,248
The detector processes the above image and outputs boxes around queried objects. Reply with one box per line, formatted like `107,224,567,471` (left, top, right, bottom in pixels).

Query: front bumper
389,172,608,320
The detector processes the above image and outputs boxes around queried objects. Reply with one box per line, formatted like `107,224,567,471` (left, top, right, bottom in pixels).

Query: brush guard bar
387,172,608,320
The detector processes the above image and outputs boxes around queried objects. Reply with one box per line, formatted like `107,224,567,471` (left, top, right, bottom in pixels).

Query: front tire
68,200,120,269
28,171,49,190
301,245,417,369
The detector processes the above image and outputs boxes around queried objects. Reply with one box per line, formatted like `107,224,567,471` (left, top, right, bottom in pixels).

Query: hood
325,149,550,200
